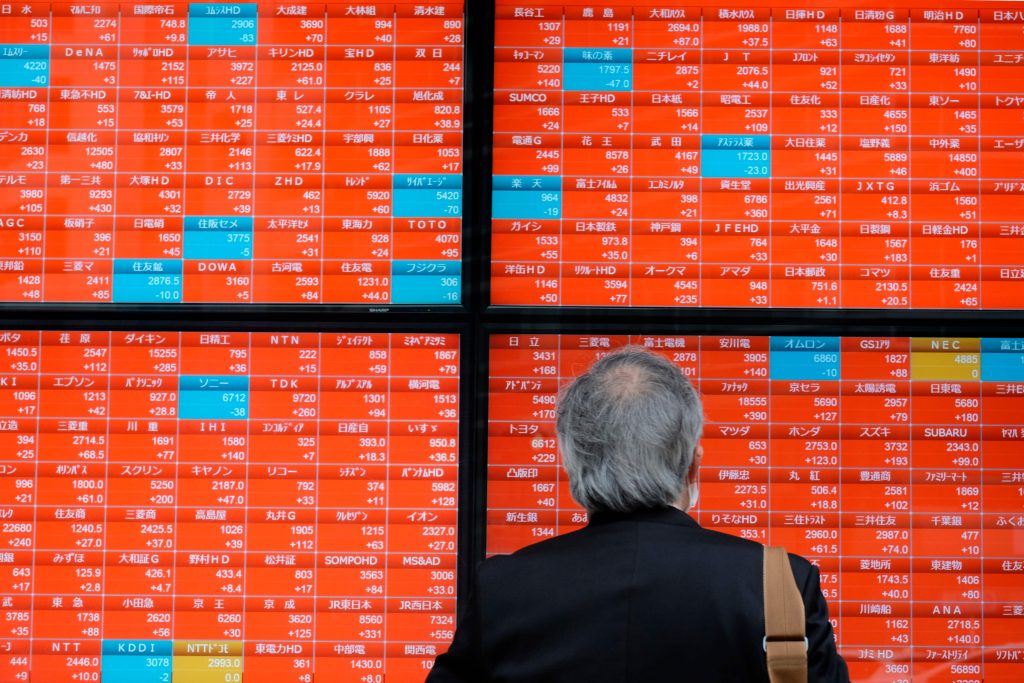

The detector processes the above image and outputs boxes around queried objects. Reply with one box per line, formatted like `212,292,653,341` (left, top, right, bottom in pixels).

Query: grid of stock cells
488,334,1024,683
0,330,460,682
491,2,1024,308
0,2,464,304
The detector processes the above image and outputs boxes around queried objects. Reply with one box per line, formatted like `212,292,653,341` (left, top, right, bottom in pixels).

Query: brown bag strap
763,546,807,683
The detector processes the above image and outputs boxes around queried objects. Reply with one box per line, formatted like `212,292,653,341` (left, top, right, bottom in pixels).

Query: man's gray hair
556,346,704,513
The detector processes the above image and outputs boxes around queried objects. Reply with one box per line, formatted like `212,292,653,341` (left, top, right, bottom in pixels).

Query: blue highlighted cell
391,260,461,304
770,337,841,381
180,374,247,389
702,151,770,178
493,176,561,220
391,260,461,277
394,190,462,218
769,337,841,353
701,135,771,178
563,48,632,63
184,216,253,260
184,216,254,231
188,4,257,45
0,45,50,87
102,641,173,656
492,192,560,220
0,45,49,60
980,339,1024,381
564,48,632,92
393,174,462,189
113,259,183,275
101,641,172,683
565,52,632,92
980,338,1024,354
702,135,772,150
112,260,182,303
180,375,249,391
183,232,251,259
393,175,462,218
101,656,172,683
190,2,257,15
180,376,250,420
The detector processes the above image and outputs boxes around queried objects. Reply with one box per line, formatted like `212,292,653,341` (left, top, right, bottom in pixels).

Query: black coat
427,506,850,682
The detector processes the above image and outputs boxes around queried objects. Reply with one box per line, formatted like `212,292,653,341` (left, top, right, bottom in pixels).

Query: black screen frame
0,0,1022,653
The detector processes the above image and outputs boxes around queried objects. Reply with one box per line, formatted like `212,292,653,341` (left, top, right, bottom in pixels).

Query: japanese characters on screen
0,2,464,304
492,2,1024,308
0,330,460,682
488,334,1024,683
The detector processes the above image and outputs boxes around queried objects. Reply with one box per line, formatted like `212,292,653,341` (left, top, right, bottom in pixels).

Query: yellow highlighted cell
173,641,243,656
911,338,981,381
171,642,243,683
909,337,981,353
171,655,243,683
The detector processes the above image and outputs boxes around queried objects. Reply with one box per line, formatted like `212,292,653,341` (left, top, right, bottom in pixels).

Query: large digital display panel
0,2,464,305
488,334,1024,682
0,329,460,682
491,1,1024,308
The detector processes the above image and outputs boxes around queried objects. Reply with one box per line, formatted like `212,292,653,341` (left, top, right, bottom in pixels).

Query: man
428,347,849,682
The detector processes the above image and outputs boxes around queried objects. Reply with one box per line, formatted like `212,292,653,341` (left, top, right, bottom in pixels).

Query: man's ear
688,444,703,484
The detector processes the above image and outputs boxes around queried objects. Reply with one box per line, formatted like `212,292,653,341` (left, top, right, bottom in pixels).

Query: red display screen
491,1,1024,308
488,334,1024,682
0,329,459,682
0,2,464,305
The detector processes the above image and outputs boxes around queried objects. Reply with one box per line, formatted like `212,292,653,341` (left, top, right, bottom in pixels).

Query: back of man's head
556,346,704,513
